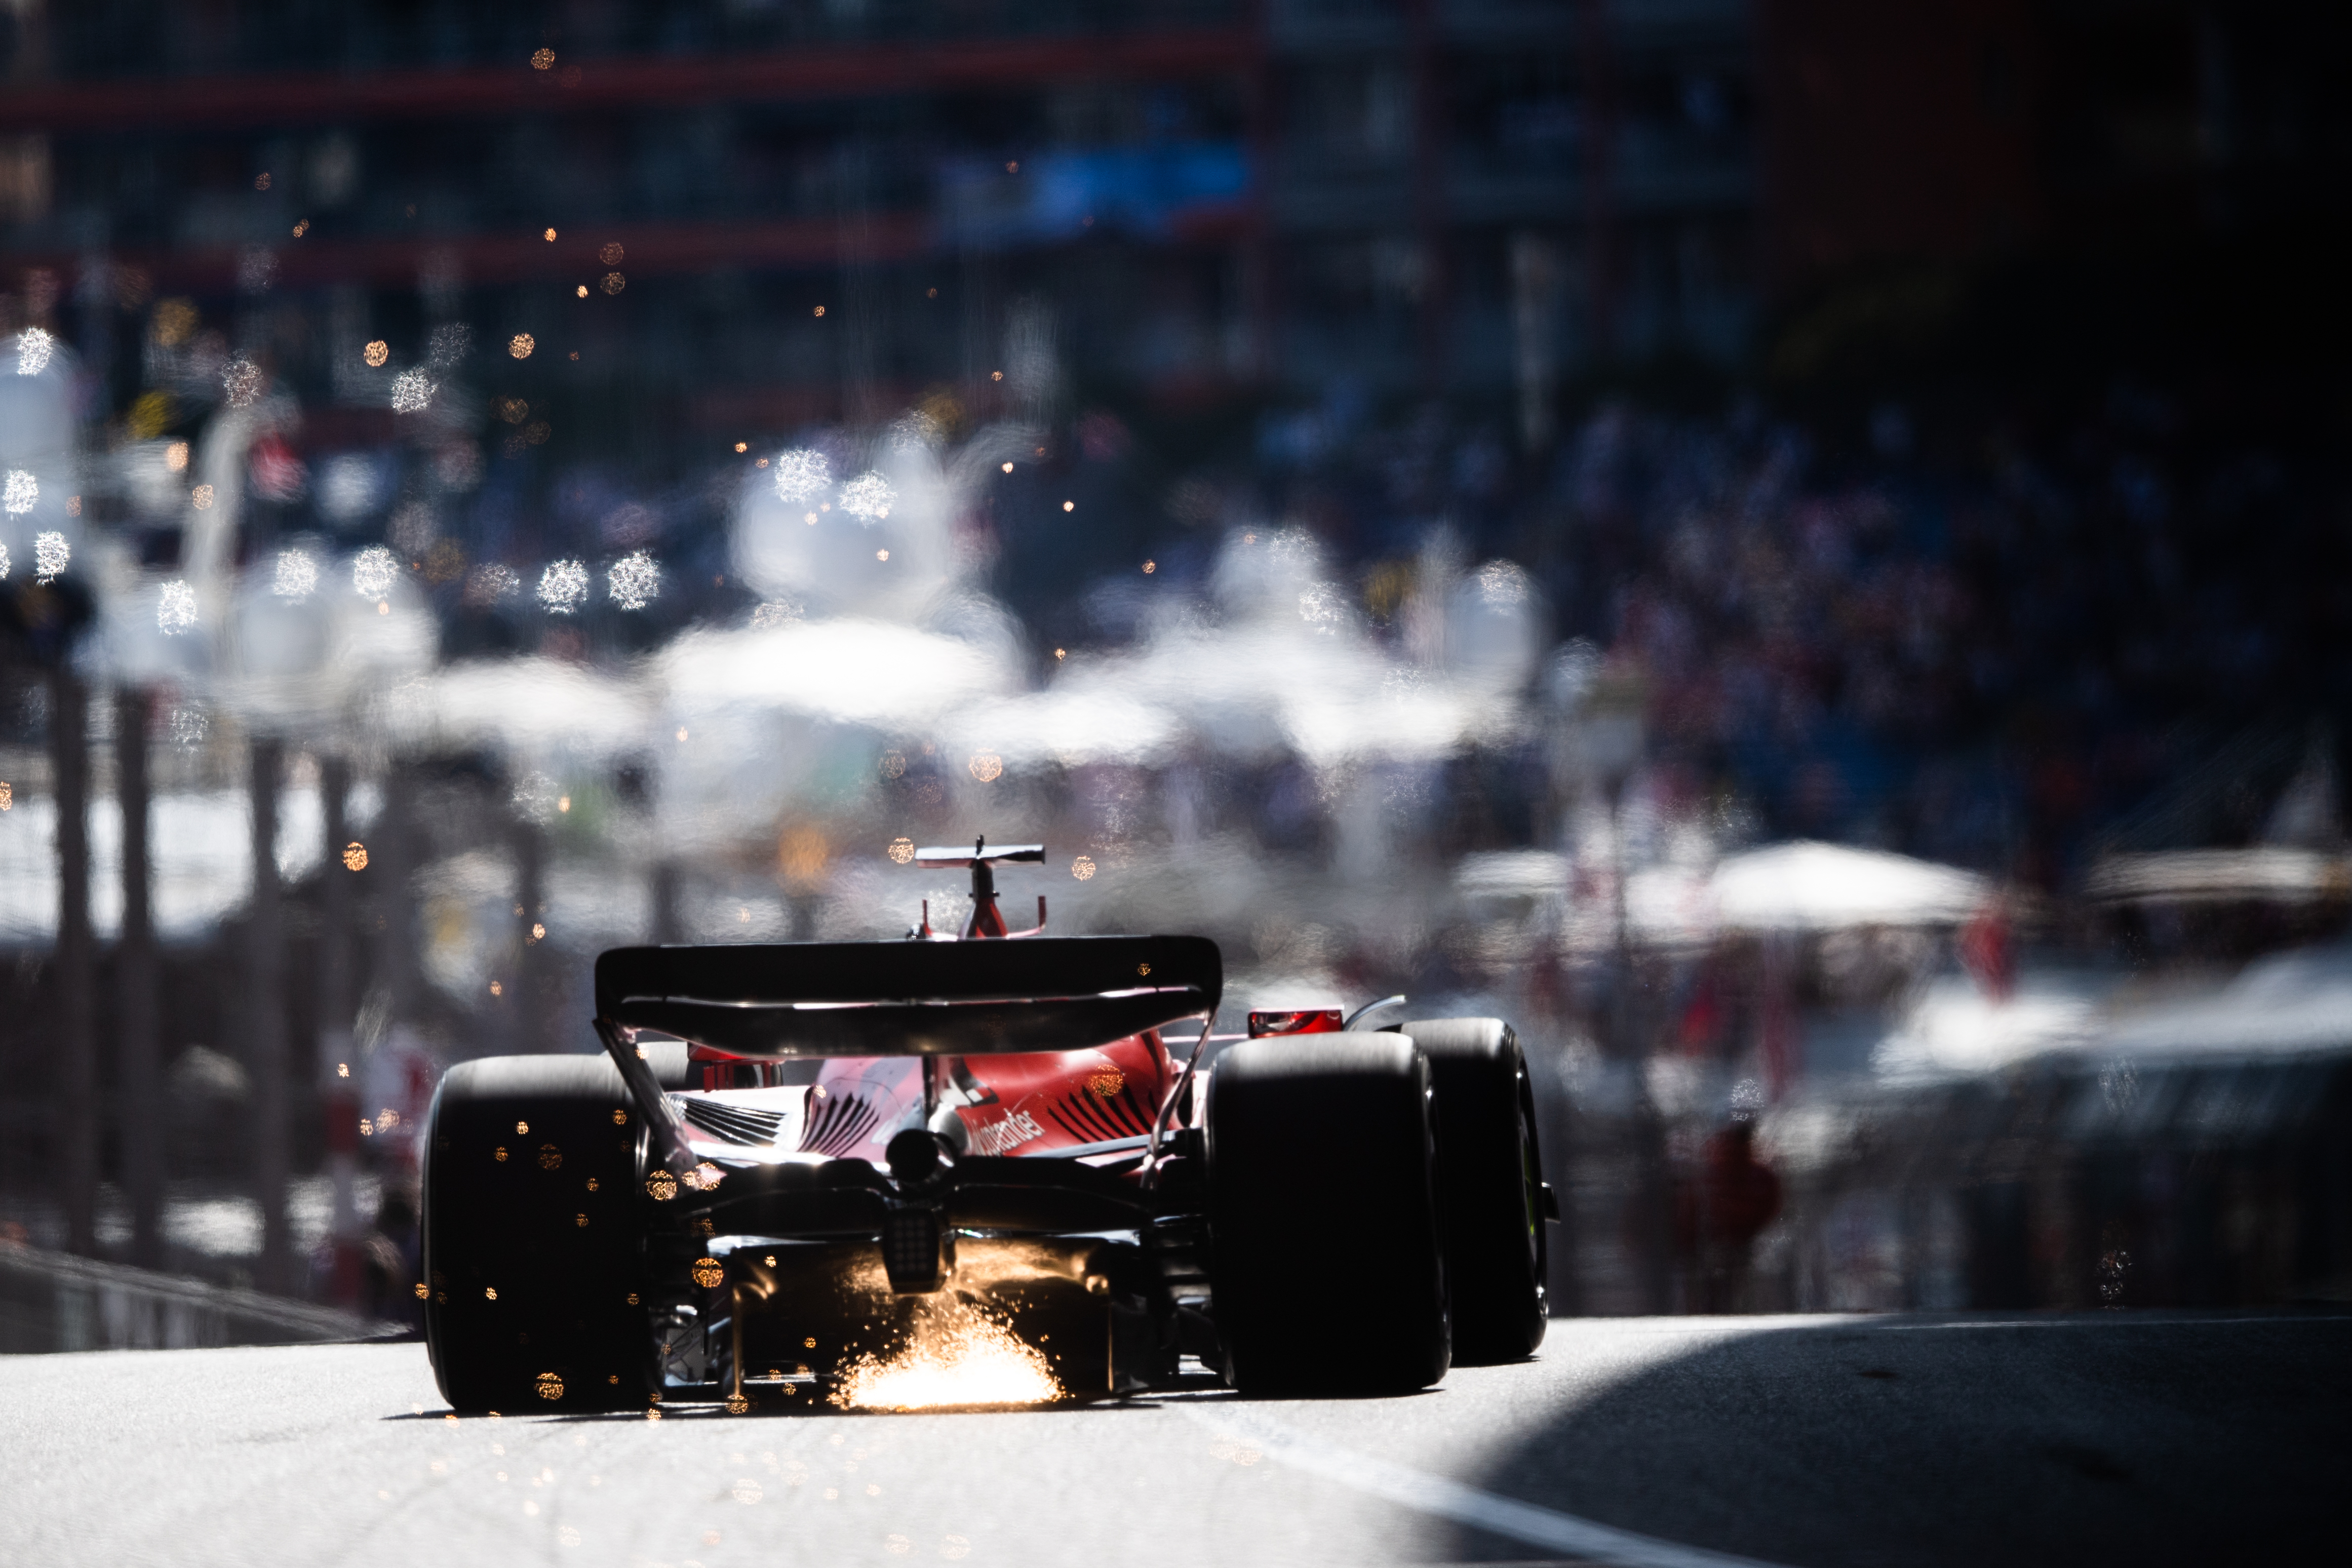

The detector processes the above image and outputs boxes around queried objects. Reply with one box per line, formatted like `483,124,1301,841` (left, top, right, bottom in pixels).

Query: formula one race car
421,841,1554,1412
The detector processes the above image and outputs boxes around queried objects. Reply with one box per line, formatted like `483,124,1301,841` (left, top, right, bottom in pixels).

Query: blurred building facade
0,1,1763,455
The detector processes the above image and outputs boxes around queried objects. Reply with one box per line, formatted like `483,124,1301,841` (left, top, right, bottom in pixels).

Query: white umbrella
1710,841,1990,931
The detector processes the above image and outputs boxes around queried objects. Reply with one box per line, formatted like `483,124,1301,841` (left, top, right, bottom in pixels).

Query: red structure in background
0,29,1257,135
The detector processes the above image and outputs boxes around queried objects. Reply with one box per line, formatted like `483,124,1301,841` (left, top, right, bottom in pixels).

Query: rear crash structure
422,845,1555,1413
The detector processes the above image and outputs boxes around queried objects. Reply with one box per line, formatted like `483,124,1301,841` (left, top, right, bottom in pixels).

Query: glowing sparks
363,340,389,368
1072,855,1095,880
887,836,915,864
352,545,400,599
536,1371,564,1401
691,1257,724,1288
839,471,895,521
532,48,556,69
601,272,626,295
2,471,33,515
509,333,535,359
272,549,318,599
390,368,437,413
539,559,589,613
16,327,54,375
343,841,368,871
191,484,214,511
33,531,67,582
221,357,261,407
0,782,11,809
543,228,557,242
646,1170,678,1201
967,752,1002,783
165,442,189,472
600,242,624,265
607,550,659,611
830,1301,1062,1412
771,448,830,502
880,751,907,779
1063,500,1075,512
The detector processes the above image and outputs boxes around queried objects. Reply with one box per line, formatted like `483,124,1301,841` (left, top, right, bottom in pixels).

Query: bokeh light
838,471,895,521
15,327,54,376
352,545,399,599
389,369,437,414
607,551,659,611
271,550,318,600
771,448,829,502
538,559,588,613
221,357,261,407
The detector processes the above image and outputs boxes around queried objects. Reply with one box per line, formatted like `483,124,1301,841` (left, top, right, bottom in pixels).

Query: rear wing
593,935,1221,1059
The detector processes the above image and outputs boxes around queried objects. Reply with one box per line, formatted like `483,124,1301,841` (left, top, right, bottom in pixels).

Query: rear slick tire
1393,1018,1548,1364
1207,1033,1449,1395
423,1055,654,1414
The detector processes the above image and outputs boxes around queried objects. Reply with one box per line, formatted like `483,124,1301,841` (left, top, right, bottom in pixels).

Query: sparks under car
421,841,1555,1410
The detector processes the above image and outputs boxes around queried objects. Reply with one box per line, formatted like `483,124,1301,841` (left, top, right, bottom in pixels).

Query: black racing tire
1393,1018,1548,1363
423,1054,654,1414
1206,1032,1449,1394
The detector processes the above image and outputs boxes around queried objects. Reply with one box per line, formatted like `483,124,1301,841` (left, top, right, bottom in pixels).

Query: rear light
691,1051,769,1090
1247,1008,1343,1038
881,1207,951,1293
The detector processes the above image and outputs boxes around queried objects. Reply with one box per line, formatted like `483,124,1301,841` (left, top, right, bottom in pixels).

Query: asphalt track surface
5,1313,2343,1568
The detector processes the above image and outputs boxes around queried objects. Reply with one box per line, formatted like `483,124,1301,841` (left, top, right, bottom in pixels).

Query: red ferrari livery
421,840,1553,1411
